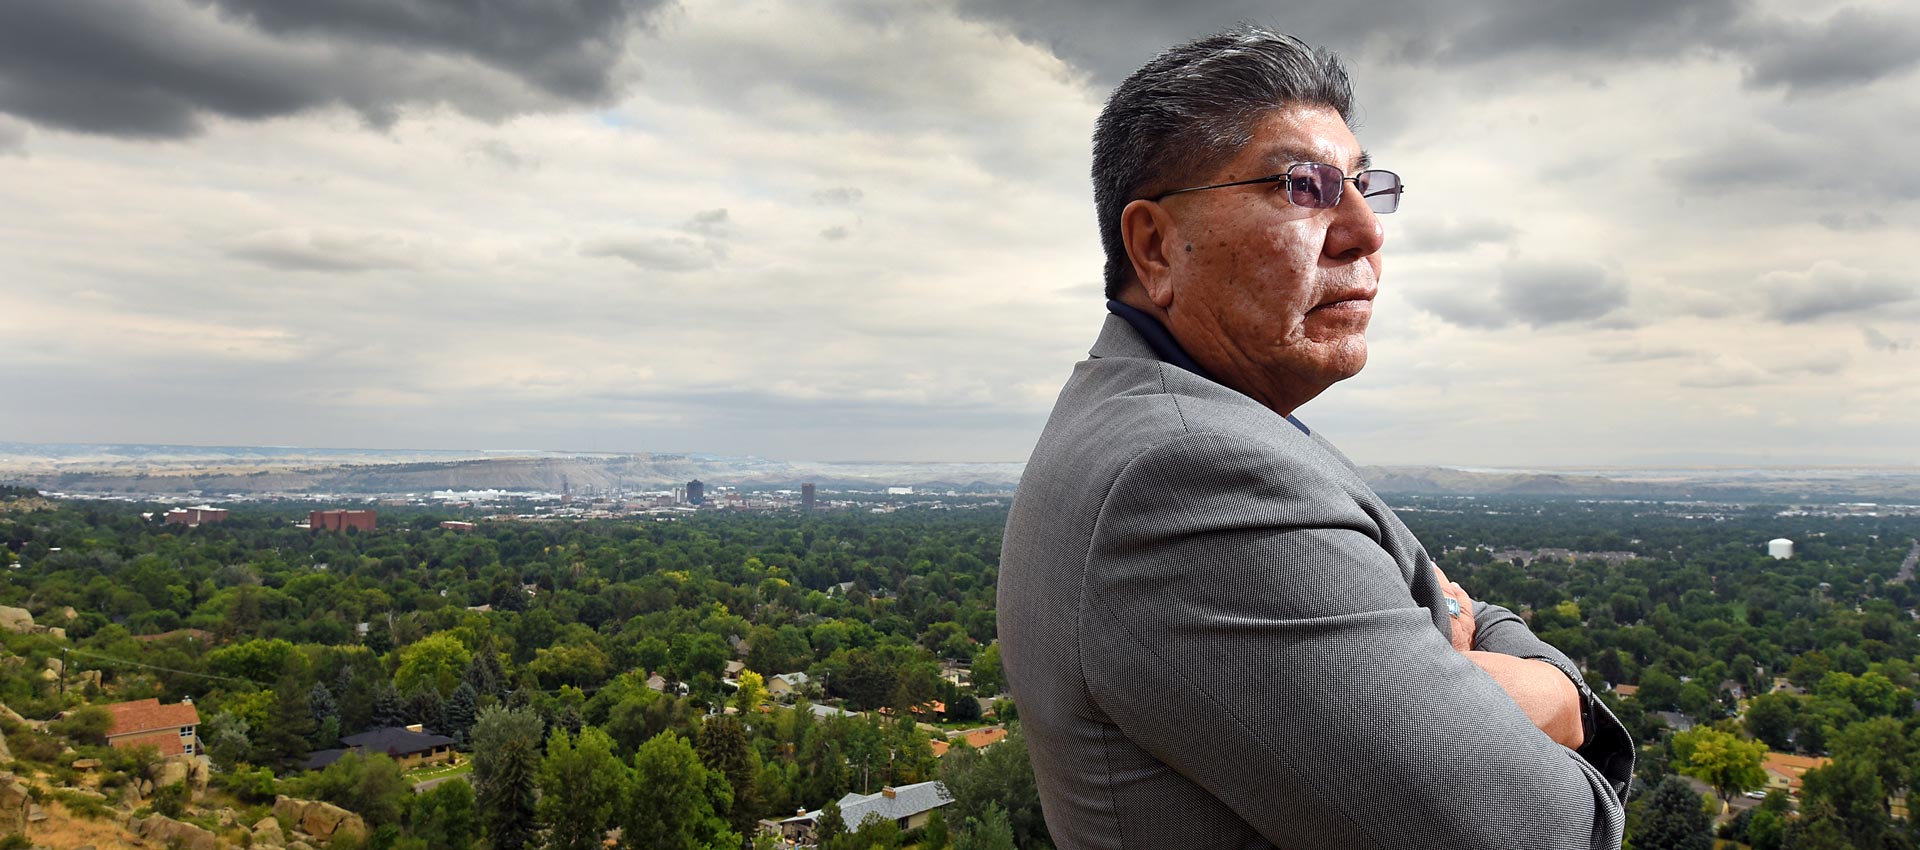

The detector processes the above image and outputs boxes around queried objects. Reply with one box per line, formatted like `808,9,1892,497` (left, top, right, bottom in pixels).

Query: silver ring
1445,598,1462,618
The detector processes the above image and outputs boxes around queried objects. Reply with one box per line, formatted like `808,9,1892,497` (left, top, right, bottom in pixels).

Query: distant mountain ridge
1,443,1917,501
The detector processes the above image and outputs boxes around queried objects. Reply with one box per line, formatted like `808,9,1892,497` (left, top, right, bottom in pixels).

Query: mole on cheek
1184,244,1192,253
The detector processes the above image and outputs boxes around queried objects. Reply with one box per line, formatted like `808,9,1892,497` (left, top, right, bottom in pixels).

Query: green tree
1671,726,1767,802
471,705,543,850
843,812,902,850
921,808,951,850
1829,716,1907,807
49,705,113,746
953,803,1015,850
1742,693,1797,752
1633,776,1711,850
442,682,479,745
625,730,738,850
970,644,1004,696
937,728,1046,850
287,751,409,826
733,670,769,714
814,799,848,849
395,633,473,696
536,727,627,850
697,715,763,837
410,778,478,850
1798,758,1890,850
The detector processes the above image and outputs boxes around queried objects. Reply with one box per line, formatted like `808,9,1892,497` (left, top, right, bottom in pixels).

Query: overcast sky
3,0,1917,466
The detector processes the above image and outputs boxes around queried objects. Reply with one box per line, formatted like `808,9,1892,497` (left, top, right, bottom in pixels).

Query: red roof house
103,698,201,757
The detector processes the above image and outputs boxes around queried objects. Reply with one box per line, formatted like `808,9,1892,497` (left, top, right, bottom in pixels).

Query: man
998,26,1634,850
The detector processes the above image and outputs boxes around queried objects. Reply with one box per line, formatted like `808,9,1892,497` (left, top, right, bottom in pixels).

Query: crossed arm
1082,431,1630,849
1436,567,1586,749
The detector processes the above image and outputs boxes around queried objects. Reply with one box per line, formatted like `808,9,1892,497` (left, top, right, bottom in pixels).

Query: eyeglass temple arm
1150,174,1290,201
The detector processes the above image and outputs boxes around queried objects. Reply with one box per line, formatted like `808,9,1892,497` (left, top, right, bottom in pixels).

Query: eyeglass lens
1288,164,1401,214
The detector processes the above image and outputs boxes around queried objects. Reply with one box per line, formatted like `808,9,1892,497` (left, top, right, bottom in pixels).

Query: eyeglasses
1149,163,1404,213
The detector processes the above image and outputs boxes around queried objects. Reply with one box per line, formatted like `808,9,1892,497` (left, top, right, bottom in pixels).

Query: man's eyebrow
1262,146,1373,173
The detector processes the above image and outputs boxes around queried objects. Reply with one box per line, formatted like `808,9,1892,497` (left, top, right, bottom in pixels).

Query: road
1895,538,1920,585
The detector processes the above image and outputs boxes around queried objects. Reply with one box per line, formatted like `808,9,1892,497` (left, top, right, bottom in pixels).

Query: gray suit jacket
998,315,1633,850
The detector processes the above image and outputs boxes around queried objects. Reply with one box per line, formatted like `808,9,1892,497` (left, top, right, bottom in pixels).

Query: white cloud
1,0,1916,466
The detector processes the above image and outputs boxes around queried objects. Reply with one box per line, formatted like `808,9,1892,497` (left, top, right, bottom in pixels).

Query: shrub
152,780,189,818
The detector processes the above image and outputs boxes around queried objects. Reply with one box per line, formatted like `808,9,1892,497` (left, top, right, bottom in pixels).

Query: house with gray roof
773,780,953,844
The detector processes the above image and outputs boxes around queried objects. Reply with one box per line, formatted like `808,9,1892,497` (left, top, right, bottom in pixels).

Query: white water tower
1768,538,1794,559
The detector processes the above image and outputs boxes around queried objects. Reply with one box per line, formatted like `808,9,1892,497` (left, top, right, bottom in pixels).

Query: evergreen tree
814,799,848,849
921,808,951,850
954,803,1015,850
1635,776,1712,850
308,682,339,726
372,682,409,729
406,684,444,730
471,705,543,850
536,727,628,850
441,681,479,745
464,647,508,701
256,677,319,769
697,715,763,837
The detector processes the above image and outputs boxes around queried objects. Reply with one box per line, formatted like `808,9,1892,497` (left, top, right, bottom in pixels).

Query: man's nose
1325,188,1386,261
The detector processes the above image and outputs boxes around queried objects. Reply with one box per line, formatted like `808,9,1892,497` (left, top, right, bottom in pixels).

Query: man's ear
1119,199,1179,309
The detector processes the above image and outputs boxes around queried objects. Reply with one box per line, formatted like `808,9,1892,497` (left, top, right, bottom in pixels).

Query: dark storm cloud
950,0,1752,87
1764,268,1916,323
199,0,656,99
1498,262,1629,326
0,0,663,139
1737,6,1920,93
1665,133,1920,204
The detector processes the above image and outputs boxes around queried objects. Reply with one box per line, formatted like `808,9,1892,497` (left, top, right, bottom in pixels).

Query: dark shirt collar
1106,299,1310,436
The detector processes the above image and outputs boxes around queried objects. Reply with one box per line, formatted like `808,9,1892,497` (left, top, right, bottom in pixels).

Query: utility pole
60,647,68,696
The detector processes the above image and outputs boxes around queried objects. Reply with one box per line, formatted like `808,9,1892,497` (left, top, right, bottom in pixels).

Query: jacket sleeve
1077,431,1626,850
1473,601,1636,798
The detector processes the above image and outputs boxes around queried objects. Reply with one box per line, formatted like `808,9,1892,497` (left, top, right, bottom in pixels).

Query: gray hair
1092,26,1355,298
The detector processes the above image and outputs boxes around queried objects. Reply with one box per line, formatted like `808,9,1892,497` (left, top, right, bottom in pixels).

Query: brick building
310,509,377,533
163,506,228,526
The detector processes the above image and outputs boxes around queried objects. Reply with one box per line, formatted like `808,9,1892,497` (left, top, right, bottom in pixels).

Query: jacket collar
1089,304,1311,436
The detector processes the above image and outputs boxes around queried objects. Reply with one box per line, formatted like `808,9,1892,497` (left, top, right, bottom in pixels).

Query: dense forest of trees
0,488,1916,849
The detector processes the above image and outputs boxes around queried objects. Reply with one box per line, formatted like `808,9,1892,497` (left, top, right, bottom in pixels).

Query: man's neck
1113,289,1322,417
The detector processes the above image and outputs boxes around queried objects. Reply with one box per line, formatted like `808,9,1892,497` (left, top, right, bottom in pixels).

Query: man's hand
1463,652,1587,750
1433,565,1475,652
1432,566,1585,749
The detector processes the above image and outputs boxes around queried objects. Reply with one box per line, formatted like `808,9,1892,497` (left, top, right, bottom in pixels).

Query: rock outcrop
0,606,32,634
253,815,287,847
129,813,220,850
274,795,367,842
0,773,31,835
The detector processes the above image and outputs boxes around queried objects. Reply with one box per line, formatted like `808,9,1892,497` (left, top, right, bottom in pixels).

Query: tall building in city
687,479,705,505
801,483,816,512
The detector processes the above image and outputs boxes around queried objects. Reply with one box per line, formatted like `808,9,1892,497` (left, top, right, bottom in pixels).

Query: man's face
1154,104,1386,409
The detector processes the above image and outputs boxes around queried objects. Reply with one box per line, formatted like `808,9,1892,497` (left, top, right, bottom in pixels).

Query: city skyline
2,0,1916,467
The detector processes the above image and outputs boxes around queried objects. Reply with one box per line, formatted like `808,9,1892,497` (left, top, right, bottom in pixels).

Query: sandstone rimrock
130,813,220,850
0,774,31,834
0,606,33,634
